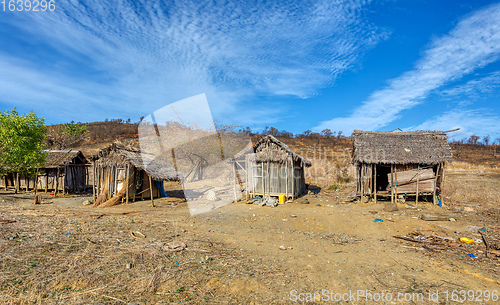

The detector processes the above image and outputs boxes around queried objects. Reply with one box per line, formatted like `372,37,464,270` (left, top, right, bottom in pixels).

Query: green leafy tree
47,121,88,149
0,109,47,185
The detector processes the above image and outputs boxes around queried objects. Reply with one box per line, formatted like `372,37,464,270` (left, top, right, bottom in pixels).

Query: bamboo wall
93,163,161,203
246,157,306,199
0,165,89,193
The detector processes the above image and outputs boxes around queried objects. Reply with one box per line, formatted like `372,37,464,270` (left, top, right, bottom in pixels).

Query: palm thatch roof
251,135,312,167
90,144,180,181
352,130,453,165
43,150,88,168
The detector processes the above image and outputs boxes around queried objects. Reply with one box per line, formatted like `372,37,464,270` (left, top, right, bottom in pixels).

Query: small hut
0,150,89,193
90,144,180,207
352,130,453,204
246,135,312,200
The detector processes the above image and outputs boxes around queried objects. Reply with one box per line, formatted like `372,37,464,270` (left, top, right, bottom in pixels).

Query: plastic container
279,194,286,203
460,237,474,244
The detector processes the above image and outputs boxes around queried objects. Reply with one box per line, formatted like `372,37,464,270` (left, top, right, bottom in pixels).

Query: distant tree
139,116,144,123
47,121,88,149
0,109,47,192
468,134,480,145
277,130,293,138
321,129,333,138
483,135,490,146
337,131,344,138
303,130,312,137
126,118,131,124
239,127,252,135
496,138,500,145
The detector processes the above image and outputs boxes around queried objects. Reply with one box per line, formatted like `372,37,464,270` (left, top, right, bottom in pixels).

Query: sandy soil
0,181,499,304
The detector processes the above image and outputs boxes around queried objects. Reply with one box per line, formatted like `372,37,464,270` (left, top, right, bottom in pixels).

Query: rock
205,190,219,201
82,199,92,206
279,246,287,250
289,214,297,218
162,241,187,252
301,199,309,204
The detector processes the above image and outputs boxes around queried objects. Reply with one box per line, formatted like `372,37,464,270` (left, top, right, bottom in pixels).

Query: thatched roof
91,144,180,181
352,130,453,165
43,150,88,168
252,135,312,167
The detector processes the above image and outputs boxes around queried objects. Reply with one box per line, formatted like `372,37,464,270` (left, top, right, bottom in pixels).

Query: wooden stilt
416,164,420,207
92,163,96,202
394,165,398,203
126,164,129,204
149,175,154,207
390,164,394,205
441,163,446,206
374,164,377,204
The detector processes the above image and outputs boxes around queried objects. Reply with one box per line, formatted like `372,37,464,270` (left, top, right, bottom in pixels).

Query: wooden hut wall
247,157,306,198
94,163,162,202
356,162,445,196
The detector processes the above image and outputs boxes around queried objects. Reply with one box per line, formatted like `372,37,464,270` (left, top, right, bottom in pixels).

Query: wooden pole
285,158,288,200
394,164,398,203
54,168,59,196
34,169,39,196
44,170,48,193
62,166,66,195
126,164,129,204
390,164,394,205
441,163,446,206
233,160,237,203
433,163,440,205
291,163,295,199
360,164,364,197
416,164,420,207
374,164,377,204
149,175,154,207
92,163,96,202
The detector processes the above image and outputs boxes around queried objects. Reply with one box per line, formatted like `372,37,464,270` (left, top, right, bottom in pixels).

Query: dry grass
0,195,287,304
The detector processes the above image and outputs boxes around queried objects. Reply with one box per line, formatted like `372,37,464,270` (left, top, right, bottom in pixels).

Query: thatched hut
352,130,453,204
90,144,180,207
0,150,89,193
246,135,312,200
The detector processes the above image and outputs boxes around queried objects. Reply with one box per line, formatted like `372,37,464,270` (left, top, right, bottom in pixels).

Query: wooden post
54,168,59,196
433,163,440,205
394,165,398,203
360,164,364,197
416,164,420,207
34,169,39,197
374,164,377,204
390,164,394,205
291,163,295,199
92,163,96,203
25,173,28,192
149,175,154,207
126,164,129,204
62,166,66,195
285,158,288,200
15,172,19,194
44,170,48,193
441,163,446,206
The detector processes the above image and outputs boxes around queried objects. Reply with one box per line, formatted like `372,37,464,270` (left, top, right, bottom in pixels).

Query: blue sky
1,0,499,141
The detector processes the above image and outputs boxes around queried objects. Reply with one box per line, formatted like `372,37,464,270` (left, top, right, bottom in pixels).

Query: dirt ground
1,166,500,304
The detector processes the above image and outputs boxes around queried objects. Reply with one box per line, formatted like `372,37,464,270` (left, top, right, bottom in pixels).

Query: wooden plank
374,164,377,204
390,165,394,205
395,165,398,201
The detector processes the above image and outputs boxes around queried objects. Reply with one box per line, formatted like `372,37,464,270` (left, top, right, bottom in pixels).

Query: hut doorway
375,165,390,192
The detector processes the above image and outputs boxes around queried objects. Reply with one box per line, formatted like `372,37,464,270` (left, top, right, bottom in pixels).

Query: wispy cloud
408,108,500,140
0,0,387,124
440,71,500,102
315,3,500,133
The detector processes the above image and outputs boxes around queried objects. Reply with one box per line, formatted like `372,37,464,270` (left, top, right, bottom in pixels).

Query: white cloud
315,3,500,134
408,108,500,140
0,0,387,123
440,71,500,101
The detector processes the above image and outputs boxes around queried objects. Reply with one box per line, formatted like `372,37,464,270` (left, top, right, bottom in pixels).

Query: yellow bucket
279,194,286,203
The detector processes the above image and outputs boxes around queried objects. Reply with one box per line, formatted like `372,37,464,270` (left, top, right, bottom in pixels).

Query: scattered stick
0,219,16,224
130,231,146,239
478,229,490,258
